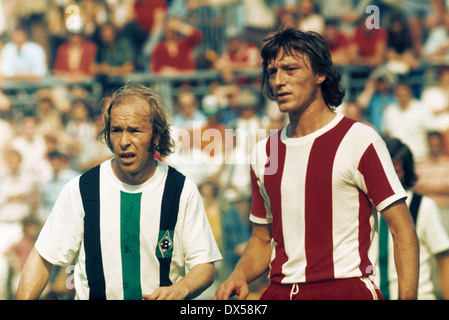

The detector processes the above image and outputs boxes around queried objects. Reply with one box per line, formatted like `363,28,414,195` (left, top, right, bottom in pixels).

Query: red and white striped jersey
250,114,406,284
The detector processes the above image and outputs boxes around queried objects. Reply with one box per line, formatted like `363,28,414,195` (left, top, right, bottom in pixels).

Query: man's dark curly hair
261,27,346,110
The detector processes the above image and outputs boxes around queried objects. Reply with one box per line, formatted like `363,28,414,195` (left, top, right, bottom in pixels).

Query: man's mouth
276,92,290,102
119,153,136,162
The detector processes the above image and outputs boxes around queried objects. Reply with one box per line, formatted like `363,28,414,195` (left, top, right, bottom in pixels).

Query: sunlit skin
267,49,335,138
109,97,158,185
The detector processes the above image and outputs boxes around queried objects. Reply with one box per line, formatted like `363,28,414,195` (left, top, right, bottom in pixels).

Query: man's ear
316,74,326,85
150,135,160,152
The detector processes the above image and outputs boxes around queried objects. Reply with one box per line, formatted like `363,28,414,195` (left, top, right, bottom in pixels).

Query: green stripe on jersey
378,217,390,300
120,191,142,300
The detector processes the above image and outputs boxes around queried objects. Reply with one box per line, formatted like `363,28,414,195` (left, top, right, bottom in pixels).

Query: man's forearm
382,201,419,300
393,230,419,300
231,226,272,285
179,262,216,300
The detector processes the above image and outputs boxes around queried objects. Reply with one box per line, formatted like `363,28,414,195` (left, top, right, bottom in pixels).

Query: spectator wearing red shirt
348,14,388,68
213,35,261,83
150,18,203,75
323,19,350,66
133,0,167,33
53,30,98,83
122,0,168,70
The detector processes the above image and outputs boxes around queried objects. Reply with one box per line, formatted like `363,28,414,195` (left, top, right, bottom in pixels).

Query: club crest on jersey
157,230,174,258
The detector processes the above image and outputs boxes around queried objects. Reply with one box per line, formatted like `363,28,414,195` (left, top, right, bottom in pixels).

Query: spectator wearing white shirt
382,82,438,162
0,149,37,299
11,113,52,186
0,27,47,81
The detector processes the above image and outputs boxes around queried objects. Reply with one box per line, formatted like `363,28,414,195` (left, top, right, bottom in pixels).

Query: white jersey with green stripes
35,159,222,300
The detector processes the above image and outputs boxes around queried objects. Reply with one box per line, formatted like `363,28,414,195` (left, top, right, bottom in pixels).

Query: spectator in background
423,11,449,64
382,82,437,162
0,27,47,81
196,95,229,185
38,150,78,223
404,0,446,56
376,137,449,300
347,13,388,69
197,82,242,126
4,216,41,299
197,180,250,298
414,131,449,233
296,0,324,34
385,11,421,74
323,18,350,67
0,100,15,176
63,99,97,171
78,0,109,39
94,22,134,77
11,113,52,185
357,69,396,133
122,0,167,70
172,90,206,129
150,18,203,75
76,113,113,173
0,150,38,299
166,90,209,186
35,96,63,134
242,0,278,48
317,0,371,33
53,29,98,84
421,66,449,151
221,89,268,229
213,34,261,84
198,94,227,155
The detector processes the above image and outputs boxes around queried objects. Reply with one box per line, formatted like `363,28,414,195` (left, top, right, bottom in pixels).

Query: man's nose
119,132,131,148
273,70,286,88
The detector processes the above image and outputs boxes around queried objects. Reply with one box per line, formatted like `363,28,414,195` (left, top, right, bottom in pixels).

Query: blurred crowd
0,0,449,300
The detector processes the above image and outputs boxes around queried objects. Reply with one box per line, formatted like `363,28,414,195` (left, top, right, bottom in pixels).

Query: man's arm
214,223,272,300
16,247,53,300
436,250,449,300
143,262,215,300
381,200,419,300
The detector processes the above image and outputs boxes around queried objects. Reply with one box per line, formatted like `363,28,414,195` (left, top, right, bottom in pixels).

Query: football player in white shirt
16,83,221,300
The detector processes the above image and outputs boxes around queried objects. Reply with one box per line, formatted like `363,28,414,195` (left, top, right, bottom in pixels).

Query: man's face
395,84,412,108
393,158,405,185
109,97,156,183
12,29,27,48
267,49,325,114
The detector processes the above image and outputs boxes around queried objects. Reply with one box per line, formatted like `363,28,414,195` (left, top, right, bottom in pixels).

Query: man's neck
112,158,158,186
286,104,336,138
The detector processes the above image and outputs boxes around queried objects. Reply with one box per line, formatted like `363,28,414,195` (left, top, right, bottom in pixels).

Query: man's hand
214,223,272,300
213,271,249,300
143,282,190,300
143,262,215,300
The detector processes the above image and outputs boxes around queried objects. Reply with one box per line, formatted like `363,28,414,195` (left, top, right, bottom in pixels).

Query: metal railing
0,64,434,120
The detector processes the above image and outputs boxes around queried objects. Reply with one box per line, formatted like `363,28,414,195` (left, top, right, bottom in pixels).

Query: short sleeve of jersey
180,179,222,270
249,137,273,224
354,127,407,212
35,176,84,267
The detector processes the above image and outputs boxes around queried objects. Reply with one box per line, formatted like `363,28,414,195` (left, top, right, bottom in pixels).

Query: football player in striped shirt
214,28,419,300
16,83,222,300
